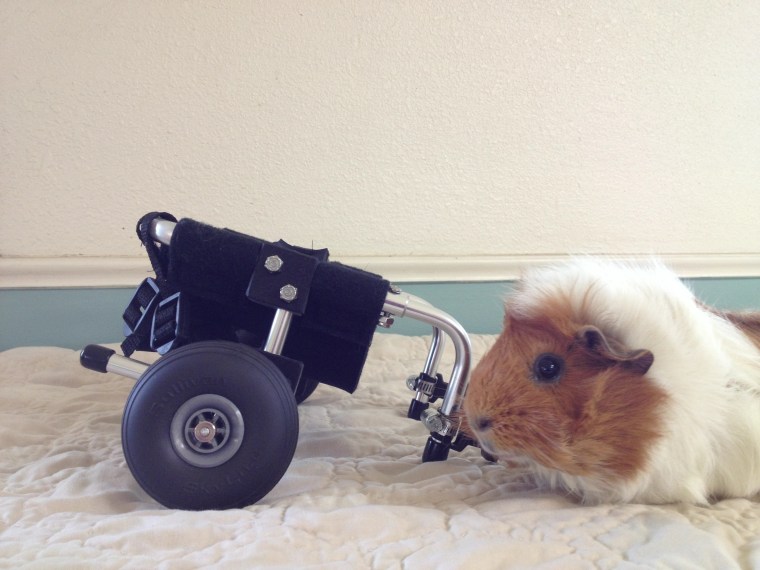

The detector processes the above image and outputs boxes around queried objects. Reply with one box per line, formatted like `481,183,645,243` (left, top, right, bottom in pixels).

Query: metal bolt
264,255,284,273
378,313,395,328
194,421,216,443
279,284,298,302
421,409,445,433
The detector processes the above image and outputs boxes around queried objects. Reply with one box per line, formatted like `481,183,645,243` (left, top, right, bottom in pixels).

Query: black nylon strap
121,212,178,356
120,327,144,357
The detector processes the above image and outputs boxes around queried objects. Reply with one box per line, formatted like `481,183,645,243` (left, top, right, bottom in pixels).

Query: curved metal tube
422,327,445,378
382,292,471,417
150,218,175,245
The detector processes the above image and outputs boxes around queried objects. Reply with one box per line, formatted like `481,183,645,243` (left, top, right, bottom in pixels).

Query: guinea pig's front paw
481,445,533,469
473,433,498,457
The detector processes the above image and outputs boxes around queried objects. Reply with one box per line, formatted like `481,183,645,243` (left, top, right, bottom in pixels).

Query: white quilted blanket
2,334,759,569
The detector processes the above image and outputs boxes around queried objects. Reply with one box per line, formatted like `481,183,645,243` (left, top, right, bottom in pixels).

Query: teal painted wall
1,278,759,351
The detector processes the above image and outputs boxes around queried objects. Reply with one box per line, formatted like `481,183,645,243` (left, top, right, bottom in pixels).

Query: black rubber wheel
122,341,299,510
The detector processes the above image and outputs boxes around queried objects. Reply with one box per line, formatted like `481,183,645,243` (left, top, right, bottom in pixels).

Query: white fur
509,258,760,504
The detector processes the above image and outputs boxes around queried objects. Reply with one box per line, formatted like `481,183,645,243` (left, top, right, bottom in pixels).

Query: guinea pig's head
463,299,668,483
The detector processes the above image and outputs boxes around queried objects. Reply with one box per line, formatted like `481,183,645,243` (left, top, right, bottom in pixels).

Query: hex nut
279,284,298,302
264,255,284,273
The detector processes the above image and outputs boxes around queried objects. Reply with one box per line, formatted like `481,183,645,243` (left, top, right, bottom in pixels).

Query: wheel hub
184,410,230,452
193,419,218,444
170,394,245,468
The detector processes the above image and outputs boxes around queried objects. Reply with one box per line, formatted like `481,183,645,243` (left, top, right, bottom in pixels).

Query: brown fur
696,299,760,350
463,299,669,481
720,311,760,349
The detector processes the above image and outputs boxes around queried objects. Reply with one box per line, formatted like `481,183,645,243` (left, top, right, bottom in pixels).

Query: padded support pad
169,221,265,308
166,218,389,394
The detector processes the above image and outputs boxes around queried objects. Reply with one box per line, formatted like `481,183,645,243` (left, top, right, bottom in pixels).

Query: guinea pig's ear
576,325,654,375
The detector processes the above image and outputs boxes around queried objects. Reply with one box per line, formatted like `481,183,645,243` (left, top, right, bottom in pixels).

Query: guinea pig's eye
533,353,565,384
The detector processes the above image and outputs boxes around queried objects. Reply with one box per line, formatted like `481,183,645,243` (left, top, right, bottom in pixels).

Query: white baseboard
2,253,760,289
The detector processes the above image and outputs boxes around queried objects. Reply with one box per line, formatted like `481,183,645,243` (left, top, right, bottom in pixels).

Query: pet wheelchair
80,212,476,510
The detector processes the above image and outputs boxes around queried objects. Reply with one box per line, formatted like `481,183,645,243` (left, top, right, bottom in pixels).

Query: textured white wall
1,2,759,271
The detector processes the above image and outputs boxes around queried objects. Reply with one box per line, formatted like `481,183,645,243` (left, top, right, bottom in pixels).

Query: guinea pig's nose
474,416,493,432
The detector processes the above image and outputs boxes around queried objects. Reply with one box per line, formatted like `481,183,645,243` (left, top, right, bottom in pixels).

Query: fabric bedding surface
1,333,759,569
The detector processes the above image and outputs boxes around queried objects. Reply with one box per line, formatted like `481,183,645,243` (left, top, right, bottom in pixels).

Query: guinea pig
462,258,760,504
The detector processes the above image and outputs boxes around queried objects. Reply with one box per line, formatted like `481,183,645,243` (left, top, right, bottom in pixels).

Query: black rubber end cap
80,344,116,373
407,399,429,420
422,435,451,463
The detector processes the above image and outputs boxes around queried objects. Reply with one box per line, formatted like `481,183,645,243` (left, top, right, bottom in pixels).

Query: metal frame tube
263,309,294,355
107,354,150,380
